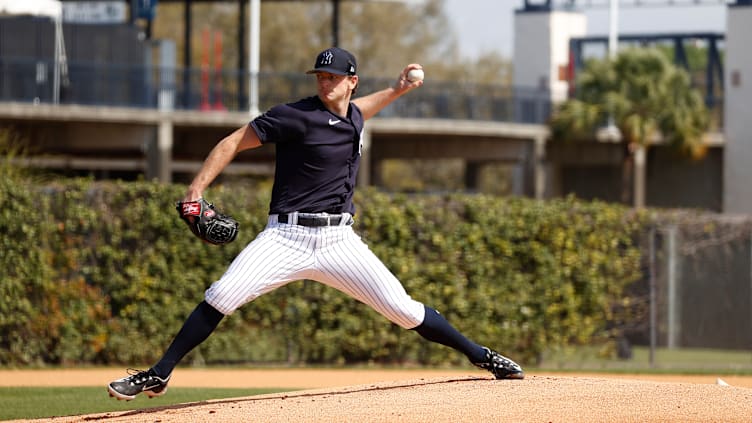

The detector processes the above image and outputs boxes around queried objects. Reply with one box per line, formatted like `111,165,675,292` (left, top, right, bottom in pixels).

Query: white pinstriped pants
205,214,426,329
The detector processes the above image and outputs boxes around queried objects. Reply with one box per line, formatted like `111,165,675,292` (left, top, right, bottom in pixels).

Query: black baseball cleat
474,347,525,380
107,368,171,401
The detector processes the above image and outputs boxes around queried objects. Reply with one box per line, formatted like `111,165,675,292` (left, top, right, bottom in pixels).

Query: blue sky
443,0,728,59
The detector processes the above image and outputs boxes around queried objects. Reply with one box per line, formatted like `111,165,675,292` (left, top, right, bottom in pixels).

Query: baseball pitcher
108,47,523,401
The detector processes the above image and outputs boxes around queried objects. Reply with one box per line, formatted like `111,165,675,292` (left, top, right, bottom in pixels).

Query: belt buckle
327,214,343,226
282,212,343,227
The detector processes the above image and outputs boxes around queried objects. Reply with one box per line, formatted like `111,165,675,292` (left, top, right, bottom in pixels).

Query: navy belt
278,213,347,227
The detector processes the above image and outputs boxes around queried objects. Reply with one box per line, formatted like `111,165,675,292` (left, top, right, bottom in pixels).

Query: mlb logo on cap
307,47,357,76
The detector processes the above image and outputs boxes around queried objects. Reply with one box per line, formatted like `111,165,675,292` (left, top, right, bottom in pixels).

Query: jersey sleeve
250,105,284,145
251,104,305,145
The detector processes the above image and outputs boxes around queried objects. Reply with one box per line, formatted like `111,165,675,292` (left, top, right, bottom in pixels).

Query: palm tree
549,48,709,208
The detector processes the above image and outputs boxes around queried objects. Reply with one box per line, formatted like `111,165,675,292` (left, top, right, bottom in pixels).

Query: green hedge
0,177,645,367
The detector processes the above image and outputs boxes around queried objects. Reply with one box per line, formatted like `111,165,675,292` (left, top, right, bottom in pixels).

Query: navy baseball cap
306,47,357,76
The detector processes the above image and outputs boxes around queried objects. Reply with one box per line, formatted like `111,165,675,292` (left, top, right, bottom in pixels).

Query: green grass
0,387,292,421
4,347,752,421
537,346,752,374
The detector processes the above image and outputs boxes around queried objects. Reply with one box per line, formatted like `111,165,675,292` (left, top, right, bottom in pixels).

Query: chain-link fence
624,214,752,366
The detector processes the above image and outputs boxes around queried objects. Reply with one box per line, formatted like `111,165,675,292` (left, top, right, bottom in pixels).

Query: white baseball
407,68,424,82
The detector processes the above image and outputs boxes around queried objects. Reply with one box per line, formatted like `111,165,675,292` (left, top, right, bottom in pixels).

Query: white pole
667,225,680,349
598,0,621,142
608,0,619,59
53,15,61,104
249,0,260,116
649,226,657,368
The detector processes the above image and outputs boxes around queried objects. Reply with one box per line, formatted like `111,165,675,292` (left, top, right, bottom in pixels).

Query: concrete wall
724,4,752,214
513,8,586,102
548,142,724,211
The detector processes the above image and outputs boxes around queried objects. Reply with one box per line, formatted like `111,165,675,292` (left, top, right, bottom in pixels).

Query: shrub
0,179,645,367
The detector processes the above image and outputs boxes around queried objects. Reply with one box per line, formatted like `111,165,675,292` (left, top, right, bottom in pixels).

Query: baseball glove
176,198,239,245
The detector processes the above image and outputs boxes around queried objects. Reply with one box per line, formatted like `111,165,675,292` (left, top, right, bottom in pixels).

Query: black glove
176,198,239,245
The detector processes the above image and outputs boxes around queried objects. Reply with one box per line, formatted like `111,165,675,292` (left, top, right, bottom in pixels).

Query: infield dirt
3,369,752,422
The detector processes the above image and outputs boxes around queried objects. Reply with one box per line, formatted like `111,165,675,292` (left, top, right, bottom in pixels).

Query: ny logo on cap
320,50,334,65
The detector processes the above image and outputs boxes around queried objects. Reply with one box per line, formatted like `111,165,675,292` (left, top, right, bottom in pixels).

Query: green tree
148,1,511,187
148,0,510,83
549,48,709,207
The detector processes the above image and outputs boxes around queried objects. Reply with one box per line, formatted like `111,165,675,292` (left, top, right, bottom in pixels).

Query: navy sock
151,301,224,378
412,305,487,364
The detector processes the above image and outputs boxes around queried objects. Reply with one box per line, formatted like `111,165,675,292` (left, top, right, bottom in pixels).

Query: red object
182,202,201,216
200,28,211,111
213,31,226,111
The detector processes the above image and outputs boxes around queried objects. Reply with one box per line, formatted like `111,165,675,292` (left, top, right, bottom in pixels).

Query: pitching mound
24,375,752,422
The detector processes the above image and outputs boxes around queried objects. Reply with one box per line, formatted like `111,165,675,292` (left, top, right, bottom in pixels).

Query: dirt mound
18,375,752,422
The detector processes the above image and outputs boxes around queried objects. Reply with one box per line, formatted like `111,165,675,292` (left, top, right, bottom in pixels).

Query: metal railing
0,57,553,123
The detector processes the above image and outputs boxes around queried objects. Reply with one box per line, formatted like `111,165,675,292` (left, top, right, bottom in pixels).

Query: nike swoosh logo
328,118,341,125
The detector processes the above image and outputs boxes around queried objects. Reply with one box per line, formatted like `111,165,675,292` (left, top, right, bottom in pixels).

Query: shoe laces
490,351,519,371
477,348,520,372
125,368,152,384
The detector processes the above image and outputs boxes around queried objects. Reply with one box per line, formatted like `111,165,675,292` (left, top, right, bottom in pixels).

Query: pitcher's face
316,72,357,105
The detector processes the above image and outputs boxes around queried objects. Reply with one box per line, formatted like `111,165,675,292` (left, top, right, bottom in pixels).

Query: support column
534,135,547,200
633,144,646,209
148,119,174,183
723,3,752,213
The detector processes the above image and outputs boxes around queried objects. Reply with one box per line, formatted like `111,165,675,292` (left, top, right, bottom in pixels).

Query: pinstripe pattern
205,216,426,329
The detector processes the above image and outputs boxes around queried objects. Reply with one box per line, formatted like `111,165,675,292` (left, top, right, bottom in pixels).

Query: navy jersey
251,96,364,215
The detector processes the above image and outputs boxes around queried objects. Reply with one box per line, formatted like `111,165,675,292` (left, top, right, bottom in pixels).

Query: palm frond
548,47,709,157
